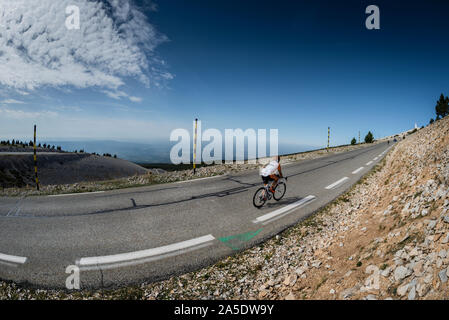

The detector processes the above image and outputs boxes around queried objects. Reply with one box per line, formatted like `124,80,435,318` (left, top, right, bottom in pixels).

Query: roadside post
193,118,198,174
327,127,330,152
33,125,40,191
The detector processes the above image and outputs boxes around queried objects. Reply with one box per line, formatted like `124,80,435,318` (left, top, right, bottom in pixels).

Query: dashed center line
352,167,364,174
325,177,349,190
0,252,27,265
253,195,316,224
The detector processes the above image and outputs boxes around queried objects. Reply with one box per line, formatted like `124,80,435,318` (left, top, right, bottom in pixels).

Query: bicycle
253,177,287,208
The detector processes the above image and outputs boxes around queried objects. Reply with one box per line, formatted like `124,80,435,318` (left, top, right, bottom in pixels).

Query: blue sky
1,0,448,150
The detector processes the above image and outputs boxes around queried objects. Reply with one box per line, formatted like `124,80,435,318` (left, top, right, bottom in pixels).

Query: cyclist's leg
262,175,269,186
261,176,270,198
270,174,279,191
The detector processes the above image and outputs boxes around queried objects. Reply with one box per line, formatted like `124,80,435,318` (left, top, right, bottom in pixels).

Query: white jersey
260,160,279,177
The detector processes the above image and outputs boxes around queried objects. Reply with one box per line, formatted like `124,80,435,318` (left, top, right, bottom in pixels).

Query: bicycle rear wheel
253,187,267,208
273,182,286,201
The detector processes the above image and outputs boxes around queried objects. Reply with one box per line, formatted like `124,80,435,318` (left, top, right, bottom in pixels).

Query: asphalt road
0,142,394,289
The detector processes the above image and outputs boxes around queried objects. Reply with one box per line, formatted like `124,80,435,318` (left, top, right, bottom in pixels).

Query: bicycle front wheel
273,182,286,201
253,187,267,208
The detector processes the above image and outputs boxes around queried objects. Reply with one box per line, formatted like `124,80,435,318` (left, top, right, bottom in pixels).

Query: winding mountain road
0,142,394,289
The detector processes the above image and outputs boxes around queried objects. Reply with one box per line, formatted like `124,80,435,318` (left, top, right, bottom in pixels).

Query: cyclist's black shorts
261,174,279,184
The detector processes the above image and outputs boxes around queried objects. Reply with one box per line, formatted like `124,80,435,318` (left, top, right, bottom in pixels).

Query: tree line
0,139,117,158
350,92,449,145
0,139,62,151
350,131,374,145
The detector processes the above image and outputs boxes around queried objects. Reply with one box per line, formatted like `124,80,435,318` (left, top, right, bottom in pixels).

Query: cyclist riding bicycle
260,155,284,193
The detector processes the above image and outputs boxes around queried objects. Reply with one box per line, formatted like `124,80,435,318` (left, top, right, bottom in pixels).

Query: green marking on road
218,228,263,250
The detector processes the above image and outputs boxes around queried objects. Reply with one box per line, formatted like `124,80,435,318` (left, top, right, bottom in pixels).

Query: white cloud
51,105,83,112
1,99,25,104
0,106,58,119
102,90,129,100
102,90,143,102
129,96,142,103
0,0,170,93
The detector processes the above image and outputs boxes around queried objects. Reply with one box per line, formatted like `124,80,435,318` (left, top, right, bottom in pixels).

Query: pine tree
351,137,357,145
435,93,449,119
365,131,374,143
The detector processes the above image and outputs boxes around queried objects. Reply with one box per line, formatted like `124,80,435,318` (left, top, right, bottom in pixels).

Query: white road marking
48,191,105,197
0,253,27,265
77,234,215,267
253,195,316,224
352,167,364,174
325,177,349,190
366,161,373,166
6,196,25,217
374,157,379,160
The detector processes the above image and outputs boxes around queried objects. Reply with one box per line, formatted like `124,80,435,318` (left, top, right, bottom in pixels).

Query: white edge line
325,177,349,190
352,167,364,174
0,253,27,264
254,195,316,223
48,191,105,197
366,161,373,166
78,234,215,267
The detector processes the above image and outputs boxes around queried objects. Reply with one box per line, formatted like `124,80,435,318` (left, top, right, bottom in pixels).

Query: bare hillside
0,153,148,188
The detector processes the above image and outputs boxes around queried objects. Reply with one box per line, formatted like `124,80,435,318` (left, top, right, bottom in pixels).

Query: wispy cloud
129,96,143,103
1,99,25,104
102,90,143,103
51,105,83,112
0,106,58,119
0,0,171,96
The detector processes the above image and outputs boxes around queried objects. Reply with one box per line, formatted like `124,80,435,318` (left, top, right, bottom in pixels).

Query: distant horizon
1,133,405,164
40,139,322,164
0,120,417,164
